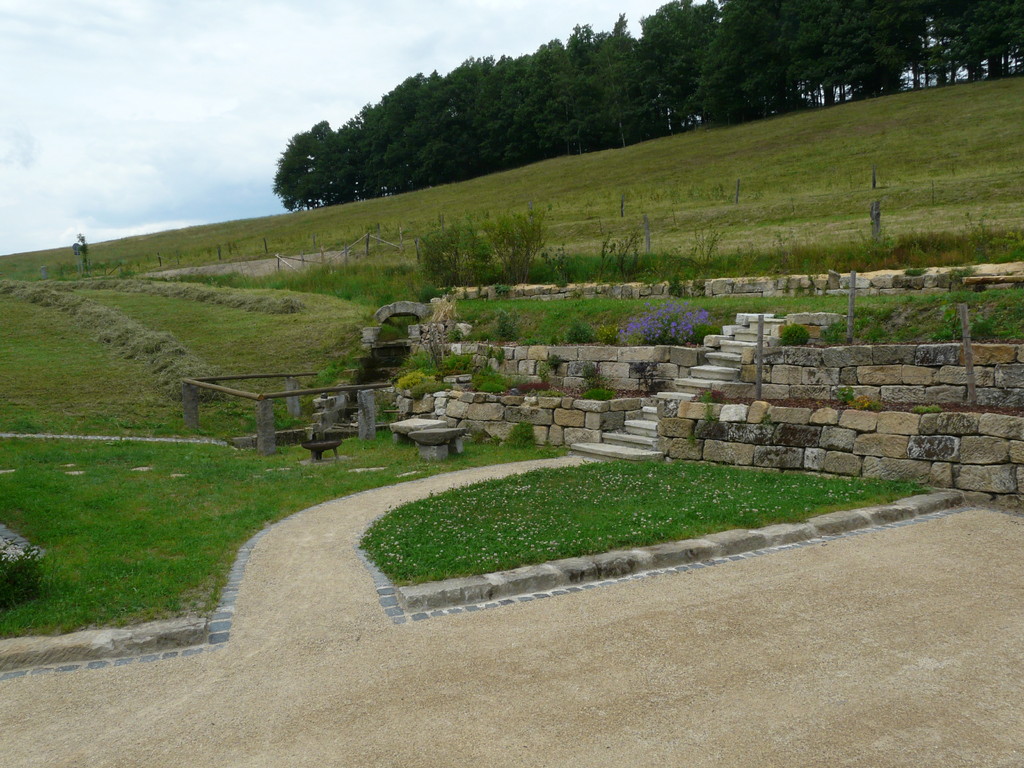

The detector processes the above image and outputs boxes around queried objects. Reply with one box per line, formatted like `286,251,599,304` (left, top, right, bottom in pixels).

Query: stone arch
373,301,432,325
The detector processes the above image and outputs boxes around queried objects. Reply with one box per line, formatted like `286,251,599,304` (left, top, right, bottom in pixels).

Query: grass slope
3,79,1022,278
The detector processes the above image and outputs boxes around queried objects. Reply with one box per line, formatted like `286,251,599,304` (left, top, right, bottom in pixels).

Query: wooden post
357,389,376,441
643,214,651,254
846,270,857,344
415,238,421,262
365,232,370,257
217,245,222,260
620,194,625,218
870,201,882,241
399,227,404,248
263,238,268,254
255,399,276,456
157,255,162,267
872,164,877,189
734,178,741,205
755,315,764,400
377,223,381,236
959,303,977,405
284,377,301,418
276,256,281,272
182,382,200,430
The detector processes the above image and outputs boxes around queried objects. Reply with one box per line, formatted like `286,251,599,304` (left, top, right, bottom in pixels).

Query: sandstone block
802,367,839,386
548,425,564,446
854,433,909,458
548,557,598,584
959,436,1010,464
592,549,654,578
929,462,953,487
875,411,920,436
645,538,721,568
563,428,600,445
771,365,803,385
839,410,878,432
823,451,862,476
955,464,1017,494
774,424,822,447
881,385,927,403
914,344,961,366
747,401,770,424
719,404,749,422
782,347,824,366
704,440,754,465
978,413,1024,440
858,365,902,386
936,365,995,386
769,406,812,424
610,398,642,412
659,418,694,438
810,407,840,426
862,456,932,482
871,345,915,365
574,399,611,413
753,445,804,469
971,344,1017,365
919,412,980,436
901,365,935,385
446,399,469,419
466,402,504,421
921,385,967,404
821,426,856,451
664,438,704,460
669,347,701,367
804,447,826,471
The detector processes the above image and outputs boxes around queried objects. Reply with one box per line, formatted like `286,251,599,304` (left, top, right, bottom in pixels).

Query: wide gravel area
3,457,1023,767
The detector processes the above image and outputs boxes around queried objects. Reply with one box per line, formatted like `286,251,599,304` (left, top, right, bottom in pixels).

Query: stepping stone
130,466,152,472
349,467,386,473
0,469,15,474
65,471,85,476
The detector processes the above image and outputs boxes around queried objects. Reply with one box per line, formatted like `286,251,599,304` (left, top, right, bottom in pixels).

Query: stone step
721,324,745,336
706,351,742,367
653,391,696,404
673,379,757,398
734,312,777,325
690,365,740,382
734,330,780,344
624,419,658,437
601,431,659,450
641,405,659,422
702,334,728,348
720,339,757,356
569,442,664,462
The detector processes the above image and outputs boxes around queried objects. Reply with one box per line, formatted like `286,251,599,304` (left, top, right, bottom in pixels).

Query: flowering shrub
0,541,43,610
619,302,711,346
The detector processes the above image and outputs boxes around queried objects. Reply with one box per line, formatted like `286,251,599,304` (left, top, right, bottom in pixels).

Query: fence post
285,377,301,419
620,193,625,218
734,178,741,204
182,382,200,430
870,201,882,241
357,389,376,441
365,233,370,257
755,315,764,400
872,164,877,189
846,270,856,344
959,303,977,405
256,399,276,456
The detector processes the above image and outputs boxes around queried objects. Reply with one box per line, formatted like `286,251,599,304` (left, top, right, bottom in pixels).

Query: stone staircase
570,404,664,462
671,313,786,398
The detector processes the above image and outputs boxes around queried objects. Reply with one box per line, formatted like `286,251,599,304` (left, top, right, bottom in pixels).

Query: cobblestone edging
368,490,969,621
0,482,975,680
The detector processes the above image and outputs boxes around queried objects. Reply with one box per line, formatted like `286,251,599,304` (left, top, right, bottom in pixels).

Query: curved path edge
0,456,989,678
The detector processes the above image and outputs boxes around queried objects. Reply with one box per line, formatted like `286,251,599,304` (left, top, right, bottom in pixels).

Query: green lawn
361,461,920,584
0,434,564,637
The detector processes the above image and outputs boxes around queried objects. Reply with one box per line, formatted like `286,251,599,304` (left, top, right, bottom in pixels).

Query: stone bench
389,418,448,444
407,427,468,461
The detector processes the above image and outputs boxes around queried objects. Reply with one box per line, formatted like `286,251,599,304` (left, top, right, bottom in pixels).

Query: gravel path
3,457,1023,767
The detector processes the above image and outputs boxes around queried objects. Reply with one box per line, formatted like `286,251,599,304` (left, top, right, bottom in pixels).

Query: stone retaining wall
451,262,1024,302
749,342,1024,407
660,400,1024,502
397,390,644,446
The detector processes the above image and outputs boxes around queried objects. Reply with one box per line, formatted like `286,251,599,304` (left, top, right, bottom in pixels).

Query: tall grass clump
0,543,44,610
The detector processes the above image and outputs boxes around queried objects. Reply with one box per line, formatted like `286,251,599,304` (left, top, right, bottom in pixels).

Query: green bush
409,380,448,399
581,388,615,400
821,323,845,344
0,544,44,610
472,368,509,393
395,370,434,391
495,310,519,341
580,362,608,391
504,421,536,448
420,218,494,286
779,324,811,346
565,319,596,344
438,353,474,376
911,404,942,414
484,211,546,285
595,324,619,345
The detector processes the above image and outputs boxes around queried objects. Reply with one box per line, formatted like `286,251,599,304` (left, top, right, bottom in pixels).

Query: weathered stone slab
466,403,505,421
554,408,585,428
880,385,927,403
907,435,960,461
862,456,932,482
858,504,916,525
919,412,980,436
809,407,840,426
719,404,749,422
390,418,448,441
591,549,654,578
548,557,599,584
914,344,960,366
853,433,909,458
858,365,902,386
804,447,826,470
959,436,1010,464
769,406,813,424
806,509,873,535
773,424,822,447
753,445,804,469
875,411,920,435
644,538,722,568
838,410,878,432
397,575,496,611
704,440,754,465
663,438,704,460
755,523,816,546
823,451,862,476
978,413,1024,440
703,529,769,556
994,365,1024,388
955,464,1017,494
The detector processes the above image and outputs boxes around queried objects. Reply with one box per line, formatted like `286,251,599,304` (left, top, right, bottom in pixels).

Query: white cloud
0,0,665,256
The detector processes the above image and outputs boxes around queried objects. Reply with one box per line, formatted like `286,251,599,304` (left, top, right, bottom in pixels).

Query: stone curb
0,617,208,673
394,490,967,612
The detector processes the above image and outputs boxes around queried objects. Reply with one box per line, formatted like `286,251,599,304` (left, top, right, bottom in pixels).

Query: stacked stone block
658,401,1024,502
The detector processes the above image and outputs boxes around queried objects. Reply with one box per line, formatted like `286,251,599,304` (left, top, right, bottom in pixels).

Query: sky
0,0,670,256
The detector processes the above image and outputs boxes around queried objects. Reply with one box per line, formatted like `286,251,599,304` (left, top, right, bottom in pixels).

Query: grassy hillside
3,79,1023,280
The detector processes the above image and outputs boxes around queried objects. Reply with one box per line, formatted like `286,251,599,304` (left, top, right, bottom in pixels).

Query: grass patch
361,461,920,584
68,278,306,314
0,434,564,637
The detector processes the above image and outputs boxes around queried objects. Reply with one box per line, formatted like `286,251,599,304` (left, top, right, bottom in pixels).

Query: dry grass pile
0,280,217,399
64,278,305,314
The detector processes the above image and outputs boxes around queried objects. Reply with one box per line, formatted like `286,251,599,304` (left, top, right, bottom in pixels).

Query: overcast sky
0,0,670,256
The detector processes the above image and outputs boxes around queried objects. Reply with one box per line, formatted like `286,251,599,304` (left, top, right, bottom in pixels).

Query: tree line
273,0,1023,211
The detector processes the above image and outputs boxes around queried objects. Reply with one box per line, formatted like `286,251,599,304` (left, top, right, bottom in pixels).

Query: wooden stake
755,315,764,400
734,179,741,205
870,201,882,241
620,194,625,218
846,270,856,344
872,164,877,189
959,303,977,405
263,238,268,254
